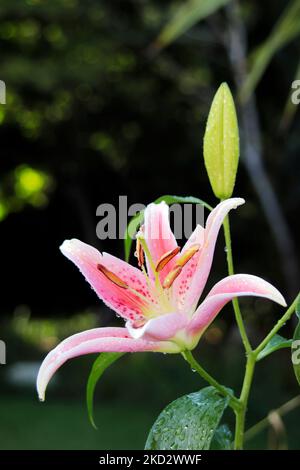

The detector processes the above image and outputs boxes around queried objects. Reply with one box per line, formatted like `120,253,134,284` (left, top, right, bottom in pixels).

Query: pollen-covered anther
135,238,145,268
163,265,182,289
97,263,128,289
155,247,180,272
176,244,200,268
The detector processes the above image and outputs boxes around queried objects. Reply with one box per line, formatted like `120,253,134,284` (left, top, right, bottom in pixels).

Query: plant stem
244,395,300,442
254,293,300,357
222,214,252,354
222,211,256,448
234,352,256,449
182,350,241,412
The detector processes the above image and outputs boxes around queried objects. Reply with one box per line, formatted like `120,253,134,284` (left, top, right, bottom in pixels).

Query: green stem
222,214,252,354
234,353,256,449
222,211,257,449
182,350,241,412
254,293,300,357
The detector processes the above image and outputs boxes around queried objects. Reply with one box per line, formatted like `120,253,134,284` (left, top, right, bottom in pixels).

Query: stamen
163,266,182,289
137,231,173,311
97,264,128,289
155,247,180,272
162,244,200,290
176,244,200,267
135,238,145,268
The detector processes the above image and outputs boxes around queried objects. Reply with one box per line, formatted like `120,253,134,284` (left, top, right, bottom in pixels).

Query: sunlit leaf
257,334,293,361
145,387,230,450
124,195,212,261
153,0,231,51
240,0,300,102
86,352,125,429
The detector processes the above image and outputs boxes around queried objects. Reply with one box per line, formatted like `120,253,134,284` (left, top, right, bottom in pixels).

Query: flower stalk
222,210,298,449
183,350,241,412
222,213,252,354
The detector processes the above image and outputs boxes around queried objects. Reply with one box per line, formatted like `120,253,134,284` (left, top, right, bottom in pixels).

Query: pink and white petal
143,202,178,281
182,198,245,312
172,225,205,309
60,239,153,322
187,274,286,339
101,252,157,307
126,312,188,341
37,327,180,401
207,274,286,306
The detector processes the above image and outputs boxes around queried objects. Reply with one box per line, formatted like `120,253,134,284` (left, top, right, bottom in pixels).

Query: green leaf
124,195,211,262
86,352,125,429
257,334,293,361
203,83,239,199
145,386,230,450
292,297,300,385
210,424,232,450
153,0,231,51
240,0,300,102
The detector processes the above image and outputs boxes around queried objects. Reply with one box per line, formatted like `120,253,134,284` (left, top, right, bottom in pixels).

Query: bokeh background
0,0,299,450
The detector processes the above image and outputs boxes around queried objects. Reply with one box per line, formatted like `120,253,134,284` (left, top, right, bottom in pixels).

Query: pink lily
37,198,286,401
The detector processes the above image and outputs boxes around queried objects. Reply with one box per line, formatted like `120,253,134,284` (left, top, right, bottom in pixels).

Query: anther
97,264,128,289
155,247,180,272
135,238,145,268
162,265,182,289
176,244,200,268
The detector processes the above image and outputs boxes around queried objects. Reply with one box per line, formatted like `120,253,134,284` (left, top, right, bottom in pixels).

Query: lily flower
37,198,286,401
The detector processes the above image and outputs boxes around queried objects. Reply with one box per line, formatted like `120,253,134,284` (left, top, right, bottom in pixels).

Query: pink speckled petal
37,327,180,401
172,224,204,310
143,202,179,281
60,239,156,322
187,274,286,339
182,198,245,312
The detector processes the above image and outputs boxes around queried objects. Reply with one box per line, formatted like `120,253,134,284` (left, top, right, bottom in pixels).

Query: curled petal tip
275,293,287,308
236,197,245,205
231,197,245,208
37,379,46,402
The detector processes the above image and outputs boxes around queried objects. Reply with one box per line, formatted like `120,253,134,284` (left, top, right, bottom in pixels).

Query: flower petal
187,274,286,339
207,274,287,306
143,202,178,280
60,239,157,322
181,198,245,312
126,312,188,340
37,327,180,401
172,224,204,309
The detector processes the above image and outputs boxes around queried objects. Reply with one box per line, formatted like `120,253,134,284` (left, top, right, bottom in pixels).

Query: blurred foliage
240,0,300,102
152,0,230,51
10,305,97,350
0,165,53,221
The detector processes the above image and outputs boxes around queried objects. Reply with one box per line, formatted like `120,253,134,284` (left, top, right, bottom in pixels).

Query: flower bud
203,83,239,199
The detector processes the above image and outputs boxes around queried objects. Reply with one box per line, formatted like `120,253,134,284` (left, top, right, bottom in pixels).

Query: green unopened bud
203,83,239,199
